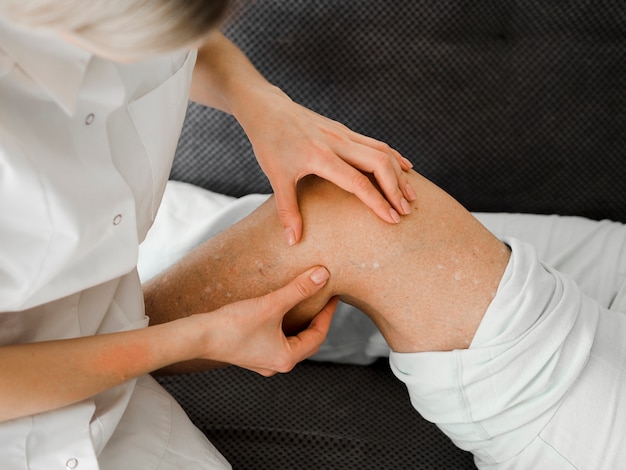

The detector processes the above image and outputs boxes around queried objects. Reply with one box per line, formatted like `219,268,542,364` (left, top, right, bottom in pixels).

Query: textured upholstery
172,0,626,222
159,359,475,469
161,1,625,468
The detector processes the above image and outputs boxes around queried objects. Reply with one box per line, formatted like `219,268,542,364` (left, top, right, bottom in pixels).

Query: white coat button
113,214,122,225
85,113,95,125
65,458,79,469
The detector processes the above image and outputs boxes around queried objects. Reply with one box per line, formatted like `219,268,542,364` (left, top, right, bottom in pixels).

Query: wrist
173,313,223,364
230,83,288,129
165,315,207,363
230,82,292,140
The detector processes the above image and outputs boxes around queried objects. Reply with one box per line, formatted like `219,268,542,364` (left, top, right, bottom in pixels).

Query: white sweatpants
391,214,626,469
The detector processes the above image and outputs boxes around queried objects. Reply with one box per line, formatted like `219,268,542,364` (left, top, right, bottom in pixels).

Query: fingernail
284,227,296,246
401,198,411,215
310,267,330,285
389,208,401,224
403,157,414,168
405,183,417,201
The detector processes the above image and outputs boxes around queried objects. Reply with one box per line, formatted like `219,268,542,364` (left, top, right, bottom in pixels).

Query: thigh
475,213,626,310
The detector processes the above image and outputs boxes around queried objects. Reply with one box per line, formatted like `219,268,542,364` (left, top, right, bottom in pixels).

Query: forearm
190,32,283,117
0,317,201,422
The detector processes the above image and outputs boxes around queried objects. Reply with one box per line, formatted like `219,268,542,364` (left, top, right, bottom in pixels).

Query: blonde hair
0,0,231,56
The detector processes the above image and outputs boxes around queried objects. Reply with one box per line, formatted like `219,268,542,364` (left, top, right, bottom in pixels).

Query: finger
321,118,406,169
348,130,414,172
334,129,417,203
246,298,336,376
339,136,416,203
311,156,403,224
253,368,279,378
269,266,330,314
310,136,416,218
286,296,338,361
272,181,303,245
344,142,417,209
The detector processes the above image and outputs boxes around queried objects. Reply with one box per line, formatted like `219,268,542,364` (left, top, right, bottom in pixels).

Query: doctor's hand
237,87,417,245
194,266,337,377
191,34,415,245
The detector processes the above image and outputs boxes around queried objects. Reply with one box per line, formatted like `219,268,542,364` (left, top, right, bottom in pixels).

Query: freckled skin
287,173,509,352
145,170,510,364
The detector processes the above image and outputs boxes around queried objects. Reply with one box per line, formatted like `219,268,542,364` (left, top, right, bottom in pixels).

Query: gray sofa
157,1,626,468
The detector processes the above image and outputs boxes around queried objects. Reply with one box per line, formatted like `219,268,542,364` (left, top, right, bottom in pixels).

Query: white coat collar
0,17,91,115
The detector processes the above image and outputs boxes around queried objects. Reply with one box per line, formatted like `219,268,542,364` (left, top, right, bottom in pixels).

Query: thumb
286,296,339,361
273,183,303,245
269,266,330,314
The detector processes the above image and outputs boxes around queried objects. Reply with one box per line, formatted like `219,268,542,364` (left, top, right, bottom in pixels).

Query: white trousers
139,182,626,469
392,214,626,469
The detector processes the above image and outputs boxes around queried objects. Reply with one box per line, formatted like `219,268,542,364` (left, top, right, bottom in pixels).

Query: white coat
0,17,229,469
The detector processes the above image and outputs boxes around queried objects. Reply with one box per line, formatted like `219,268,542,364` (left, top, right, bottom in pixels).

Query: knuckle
294,279,312,298
274,356,296,374
324,121,350,137
255,295,273,316
351,171,372,191
276,207,294,224
315,146,338,164
374,141,393,154
335,123,351,136
372,149,393,167
391,183,405,197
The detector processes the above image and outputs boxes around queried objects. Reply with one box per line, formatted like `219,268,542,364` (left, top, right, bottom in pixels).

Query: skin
0,166,508,421
0,19,413,422
0,266,335,421
144,170,511,376
189,32,417,244
0,15,489,424
61,29,417,245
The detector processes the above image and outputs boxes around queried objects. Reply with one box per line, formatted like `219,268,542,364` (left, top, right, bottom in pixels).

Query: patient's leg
144,170,510,357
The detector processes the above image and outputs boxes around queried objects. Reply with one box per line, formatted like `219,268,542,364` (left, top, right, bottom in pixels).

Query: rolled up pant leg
391,234,626,469
475,213,626,310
